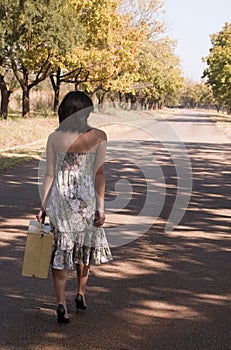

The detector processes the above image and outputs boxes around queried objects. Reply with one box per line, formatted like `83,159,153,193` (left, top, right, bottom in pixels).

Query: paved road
0,110,230,350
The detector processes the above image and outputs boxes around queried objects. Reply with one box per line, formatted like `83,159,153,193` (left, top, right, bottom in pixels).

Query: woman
37,91,113,324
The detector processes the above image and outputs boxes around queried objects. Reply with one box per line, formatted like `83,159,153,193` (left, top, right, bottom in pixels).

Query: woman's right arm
37,134,56,222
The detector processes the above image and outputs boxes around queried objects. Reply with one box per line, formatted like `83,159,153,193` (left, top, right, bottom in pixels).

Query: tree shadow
0,139,230,349
158,110,217,124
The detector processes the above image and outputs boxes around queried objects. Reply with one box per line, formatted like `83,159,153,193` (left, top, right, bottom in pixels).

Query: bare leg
76,263,90,299
52,268,69,317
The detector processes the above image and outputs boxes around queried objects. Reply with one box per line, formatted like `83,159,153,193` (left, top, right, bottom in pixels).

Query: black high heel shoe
75,293,87,312
56,304,70,324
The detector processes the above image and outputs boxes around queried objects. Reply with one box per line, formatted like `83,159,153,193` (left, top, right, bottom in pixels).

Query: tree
118,0,165,39
179,80,199,108
203,22,231,113
116,0,183,109
0,69,18,119
50,0,142,110
177,79,214,109
0,0,82,117
134,37,183,109
49,0,119,109
82,15,144,100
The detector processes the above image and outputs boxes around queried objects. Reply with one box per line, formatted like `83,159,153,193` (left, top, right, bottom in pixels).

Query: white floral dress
48,152,113,270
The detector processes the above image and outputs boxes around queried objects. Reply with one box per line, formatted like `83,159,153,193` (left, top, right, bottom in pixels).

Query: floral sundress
48,152,113,270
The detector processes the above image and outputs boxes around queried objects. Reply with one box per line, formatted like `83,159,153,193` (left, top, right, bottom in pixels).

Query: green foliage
203,22,231,112
59,0,142,94
56,0,182,106
72,0,119,48
135,37,183,106
178,80,214,108
0,0,83,115
0,0,81,71
0,0,184,113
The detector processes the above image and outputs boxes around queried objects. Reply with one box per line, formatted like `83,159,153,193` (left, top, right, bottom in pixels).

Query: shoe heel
56,304,70,324
75,293,87,312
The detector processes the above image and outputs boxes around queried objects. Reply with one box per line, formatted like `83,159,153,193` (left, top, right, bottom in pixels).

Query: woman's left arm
37,134,56,222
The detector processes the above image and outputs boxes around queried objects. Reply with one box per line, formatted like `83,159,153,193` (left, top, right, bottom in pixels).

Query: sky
164,0,231,82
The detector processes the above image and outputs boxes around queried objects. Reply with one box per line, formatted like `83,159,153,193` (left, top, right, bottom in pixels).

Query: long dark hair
57,91,94,132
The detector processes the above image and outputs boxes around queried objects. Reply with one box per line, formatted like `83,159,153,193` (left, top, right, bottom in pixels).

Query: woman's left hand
94,210,105,226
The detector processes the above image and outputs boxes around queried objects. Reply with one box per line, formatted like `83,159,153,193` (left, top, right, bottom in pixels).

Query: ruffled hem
51,244,113,270
50,226,113,270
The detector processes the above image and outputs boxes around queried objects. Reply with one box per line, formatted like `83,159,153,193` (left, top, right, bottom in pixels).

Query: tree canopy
203,22,231,113
0,0,185,116
0,0,83,116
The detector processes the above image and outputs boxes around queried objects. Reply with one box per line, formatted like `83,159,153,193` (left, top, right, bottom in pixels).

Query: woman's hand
36,207,46,223
94,210,105,227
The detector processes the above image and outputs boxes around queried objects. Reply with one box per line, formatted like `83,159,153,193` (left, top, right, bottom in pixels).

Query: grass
0,114,58,170
0,150,40,169
0,107,155,170
209,112,231,127
0,109,138,170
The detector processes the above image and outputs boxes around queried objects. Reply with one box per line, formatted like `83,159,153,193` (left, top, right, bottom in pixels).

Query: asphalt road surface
0,109,230,350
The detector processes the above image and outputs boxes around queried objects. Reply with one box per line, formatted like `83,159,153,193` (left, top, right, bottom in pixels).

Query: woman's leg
76,263,90,297
52,268,69,316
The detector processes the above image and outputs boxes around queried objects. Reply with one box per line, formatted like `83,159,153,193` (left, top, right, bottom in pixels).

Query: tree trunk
118,91,124,108
1,90,12,119
227,107,231,115
130,94,137,110
21,69,30,118
101,91,108,105
99,91,108,110
54,88,60,112
50,68,61,112
215,104,220,112
22,88,30,118
124,93,130,109
0,74,12,119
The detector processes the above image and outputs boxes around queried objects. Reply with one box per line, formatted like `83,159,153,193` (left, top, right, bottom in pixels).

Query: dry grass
0,109,138,170
208,112,231,139
0,114,58,170
209,112,231,127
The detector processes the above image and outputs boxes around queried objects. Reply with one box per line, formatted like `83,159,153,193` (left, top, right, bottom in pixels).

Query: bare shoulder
47,130,57,144
46,130,63,150
48,130,58,139
91,128,107,141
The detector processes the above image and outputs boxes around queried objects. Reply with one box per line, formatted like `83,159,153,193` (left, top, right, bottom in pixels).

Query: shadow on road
0,139,230,349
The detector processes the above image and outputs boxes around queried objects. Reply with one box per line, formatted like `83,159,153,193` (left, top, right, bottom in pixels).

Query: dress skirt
48,152,113,270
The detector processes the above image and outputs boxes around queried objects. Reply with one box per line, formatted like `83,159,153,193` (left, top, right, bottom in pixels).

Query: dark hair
57,91,94,132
